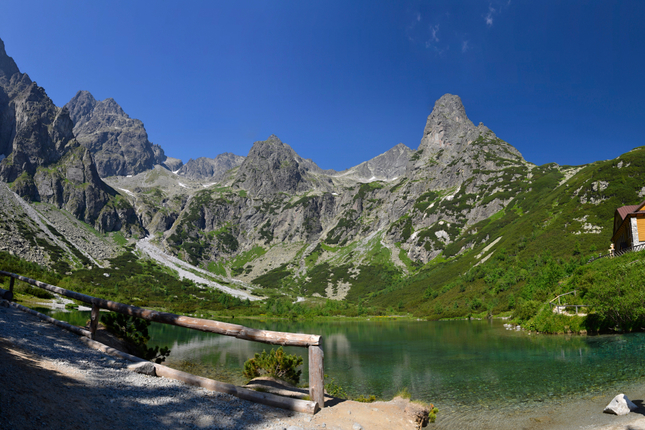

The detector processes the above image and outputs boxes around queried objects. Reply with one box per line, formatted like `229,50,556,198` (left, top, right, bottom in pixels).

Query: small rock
127,361,157,376
352,424,363,430
286,426,304,430
604,394,638,415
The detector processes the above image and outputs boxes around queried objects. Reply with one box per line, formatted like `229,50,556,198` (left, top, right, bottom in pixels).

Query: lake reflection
42,310,645,413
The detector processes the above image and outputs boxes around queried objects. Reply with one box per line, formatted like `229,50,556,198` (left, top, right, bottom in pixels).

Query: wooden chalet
611,200,645,250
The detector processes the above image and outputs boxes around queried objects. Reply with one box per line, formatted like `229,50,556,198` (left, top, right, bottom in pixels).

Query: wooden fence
0,270,325,413
548,290,589,315
587,242,645,264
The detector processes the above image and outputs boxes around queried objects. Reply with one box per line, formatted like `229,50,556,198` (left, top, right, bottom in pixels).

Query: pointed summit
0,37,20,79
65,92,161,177
418,94,480,153
234,135,328,196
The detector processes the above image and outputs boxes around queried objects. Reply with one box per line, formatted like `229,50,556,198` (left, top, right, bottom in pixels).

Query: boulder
127,361,157,376
603,394,638,415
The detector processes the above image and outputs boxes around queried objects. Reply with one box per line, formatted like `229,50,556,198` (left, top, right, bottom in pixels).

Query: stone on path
604,394,638,415
127,361,157,376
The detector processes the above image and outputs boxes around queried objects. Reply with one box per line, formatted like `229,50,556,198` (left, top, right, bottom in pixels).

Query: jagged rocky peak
0,38,73,180
0,38,20,81
413,93,523,163
0,38,139,234
66,90,98,124
65,90,161,177
162,156,183,172
418,94,481,154
234,135,329,196
339,142,412,181
177,152,245,180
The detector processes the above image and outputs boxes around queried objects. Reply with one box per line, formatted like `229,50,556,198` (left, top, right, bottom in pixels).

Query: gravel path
0,302,316,430
0,301,425,430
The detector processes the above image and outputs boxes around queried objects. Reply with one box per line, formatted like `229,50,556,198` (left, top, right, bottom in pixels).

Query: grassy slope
371,146,645,318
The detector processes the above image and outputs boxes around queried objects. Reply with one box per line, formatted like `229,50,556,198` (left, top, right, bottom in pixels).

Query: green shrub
354,394,376,403
324,376,348,399
513,300,542,322
429,406,439,423
102,312,170,363
243,346,303,385
15,284,55,299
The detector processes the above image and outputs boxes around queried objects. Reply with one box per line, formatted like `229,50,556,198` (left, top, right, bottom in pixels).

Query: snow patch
172,169,180,174
126,175,132,178
178,182,188,188
118,188,135,197
203,183,217,187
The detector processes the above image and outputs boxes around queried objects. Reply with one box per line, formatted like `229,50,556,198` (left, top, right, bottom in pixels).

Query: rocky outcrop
177,152,245,180
336,143,412,181
161,157,183,172
0,38,140,234
65,90,160,177
233,135,332,197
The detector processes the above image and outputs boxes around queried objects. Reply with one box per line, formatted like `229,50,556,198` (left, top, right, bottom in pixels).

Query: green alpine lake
40,309,645,419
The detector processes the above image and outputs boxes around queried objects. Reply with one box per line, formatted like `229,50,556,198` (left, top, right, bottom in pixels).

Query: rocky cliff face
335,143,412,181
0,38,140,234
233,135,332,197
65,90,162,177
158,93,537,293
177,152,245,180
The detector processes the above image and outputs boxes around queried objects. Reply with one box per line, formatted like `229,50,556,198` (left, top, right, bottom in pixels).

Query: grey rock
65,90,161,177
127,361,157,376
352,424,363,430
336,142,412,181
177,152,245,180
233,135,332,197
162,156,183,172
603,394,638,415
0,38,141,235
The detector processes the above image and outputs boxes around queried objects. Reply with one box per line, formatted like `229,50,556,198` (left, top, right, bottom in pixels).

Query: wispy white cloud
461,40,470,53
485,5,495,27
406,11,421,41
425,24,443,52
430,25,440,43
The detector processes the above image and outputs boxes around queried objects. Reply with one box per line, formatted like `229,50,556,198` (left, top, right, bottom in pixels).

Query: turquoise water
42,309,645,414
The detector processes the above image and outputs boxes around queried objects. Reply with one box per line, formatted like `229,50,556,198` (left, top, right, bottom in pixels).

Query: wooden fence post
9,277,15,299
309,342,324,409
89,303,100,340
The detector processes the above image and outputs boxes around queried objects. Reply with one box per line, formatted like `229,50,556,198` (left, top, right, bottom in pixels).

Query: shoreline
11,295,645,429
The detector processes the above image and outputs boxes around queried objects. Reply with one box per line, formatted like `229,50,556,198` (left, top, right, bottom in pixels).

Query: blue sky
1,1,643,170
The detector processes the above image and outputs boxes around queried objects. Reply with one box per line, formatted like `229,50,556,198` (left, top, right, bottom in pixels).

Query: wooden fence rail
0,270,325,412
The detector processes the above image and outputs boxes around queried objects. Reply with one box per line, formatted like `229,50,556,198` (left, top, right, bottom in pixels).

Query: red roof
617,205,640,220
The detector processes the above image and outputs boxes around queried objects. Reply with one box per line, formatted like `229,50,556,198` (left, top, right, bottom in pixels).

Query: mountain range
0,36,638,317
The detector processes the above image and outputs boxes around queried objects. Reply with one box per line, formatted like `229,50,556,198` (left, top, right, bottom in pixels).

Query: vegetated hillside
1,30,640,316
150,93,629,314
378,146,645,318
